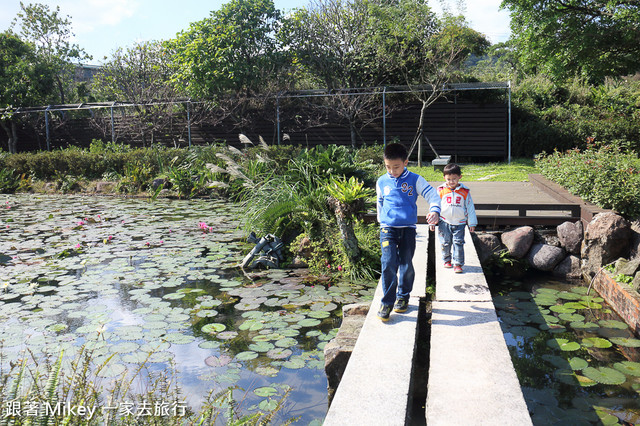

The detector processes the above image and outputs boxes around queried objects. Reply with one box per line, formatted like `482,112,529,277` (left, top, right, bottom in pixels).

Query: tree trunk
349,121,357,149
328,197,360,261
1,120,18,153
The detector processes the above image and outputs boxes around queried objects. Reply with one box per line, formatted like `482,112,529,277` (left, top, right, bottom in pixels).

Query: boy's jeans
438,220,466,266
380,227,416,307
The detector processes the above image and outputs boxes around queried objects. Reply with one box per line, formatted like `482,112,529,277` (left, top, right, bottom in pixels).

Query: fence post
508,80,512,164
276,95,280,145
110,102,116,143
187,99,192,148
382,87,387,147
45,105,51,151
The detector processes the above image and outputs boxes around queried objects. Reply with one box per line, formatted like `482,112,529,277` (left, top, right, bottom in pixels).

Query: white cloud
431,0,511,44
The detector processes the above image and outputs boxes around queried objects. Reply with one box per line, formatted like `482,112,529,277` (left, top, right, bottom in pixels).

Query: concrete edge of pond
426,227,532,425
323,224,429,426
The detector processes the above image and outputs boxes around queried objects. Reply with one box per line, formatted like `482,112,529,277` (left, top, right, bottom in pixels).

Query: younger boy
432,163,477,274
376,143,440,321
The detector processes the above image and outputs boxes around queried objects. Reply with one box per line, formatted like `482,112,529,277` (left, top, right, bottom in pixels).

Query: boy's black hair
383,143,408,161
443,163,462,176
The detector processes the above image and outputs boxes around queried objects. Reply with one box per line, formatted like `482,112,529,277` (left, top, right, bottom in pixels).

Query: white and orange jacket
436,182,477,227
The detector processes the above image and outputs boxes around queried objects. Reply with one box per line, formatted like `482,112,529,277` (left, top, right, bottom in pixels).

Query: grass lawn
408,158,538,182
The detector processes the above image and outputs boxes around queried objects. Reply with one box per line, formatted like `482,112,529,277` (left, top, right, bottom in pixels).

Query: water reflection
0,194,375,424
492,276,640,425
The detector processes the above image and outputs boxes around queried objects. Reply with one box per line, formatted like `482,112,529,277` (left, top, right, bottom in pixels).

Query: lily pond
0,194,375,424
494,278,640,425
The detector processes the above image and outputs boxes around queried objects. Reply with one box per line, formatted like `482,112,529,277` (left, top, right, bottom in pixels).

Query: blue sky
0,0,511,65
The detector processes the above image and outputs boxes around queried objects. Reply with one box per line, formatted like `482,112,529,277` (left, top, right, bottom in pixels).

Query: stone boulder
631,219,640,259
553,255,582,281
581,212,631,278
526,243,566,272
95,181,116,193
324,302,369,404
501,226,534,259
472,233,505,264
632,272,640,292
613,257,640,277
557,220,583,255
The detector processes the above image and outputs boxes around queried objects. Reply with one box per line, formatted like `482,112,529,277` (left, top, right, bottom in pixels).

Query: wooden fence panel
2,100,508,160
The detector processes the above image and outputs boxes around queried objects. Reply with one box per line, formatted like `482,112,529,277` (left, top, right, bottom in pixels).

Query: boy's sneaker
444,261,452,268
377,304,392,321
393,298,409,313
453,265,463,274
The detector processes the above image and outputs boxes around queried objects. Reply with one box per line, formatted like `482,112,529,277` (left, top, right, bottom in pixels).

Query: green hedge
511,76,640,157
0,146,188,180
536,144,640,218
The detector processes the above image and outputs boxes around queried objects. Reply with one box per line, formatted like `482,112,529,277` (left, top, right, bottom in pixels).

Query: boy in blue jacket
376,143,440,321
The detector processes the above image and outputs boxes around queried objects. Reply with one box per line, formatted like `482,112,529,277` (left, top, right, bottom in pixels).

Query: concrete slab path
323,224,429,426
426,227,532,425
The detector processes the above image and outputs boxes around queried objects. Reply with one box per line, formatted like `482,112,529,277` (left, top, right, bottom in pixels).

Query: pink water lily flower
75,243,81,249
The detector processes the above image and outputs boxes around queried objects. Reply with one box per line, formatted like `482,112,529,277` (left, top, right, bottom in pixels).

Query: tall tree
11,2,91,104
0,32,55,152
281,0,397,148
166,0,285,98
372,2,488,163
501,0,640,82
92,41,180,146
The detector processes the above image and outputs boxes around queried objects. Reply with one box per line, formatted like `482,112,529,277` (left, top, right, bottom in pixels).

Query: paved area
418,181,562,215
323,224,429,426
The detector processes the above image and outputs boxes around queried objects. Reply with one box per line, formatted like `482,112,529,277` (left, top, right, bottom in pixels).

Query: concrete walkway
324,221,532,425
426,227,532,425
323,224,429,426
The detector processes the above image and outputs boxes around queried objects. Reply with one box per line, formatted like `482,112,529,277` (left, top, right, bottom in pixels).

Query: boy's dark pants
380,227,416,307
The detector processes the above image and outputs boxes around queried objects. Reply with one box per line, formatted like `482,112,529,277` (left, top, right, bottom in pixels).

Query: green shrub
511,75,640,157
0,167,19,193
536,143,640,217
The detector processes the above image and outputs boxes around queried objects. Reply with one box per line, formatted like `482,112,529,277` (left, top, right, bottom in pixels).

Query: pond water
0,194,375,424
493,277,640,425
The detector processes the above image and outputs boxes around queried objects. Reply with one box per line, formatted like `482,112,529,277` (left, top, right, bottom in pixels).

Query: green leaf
582,367,626,385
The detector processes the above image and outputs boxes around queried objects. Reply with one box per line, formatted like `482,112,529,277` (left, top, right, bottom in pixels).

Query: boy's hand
469,226,476,233
426,212,439,225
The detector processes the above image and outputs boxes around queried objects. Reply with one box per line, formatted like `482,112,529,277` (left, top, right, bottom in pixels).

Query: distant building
74,64,103,82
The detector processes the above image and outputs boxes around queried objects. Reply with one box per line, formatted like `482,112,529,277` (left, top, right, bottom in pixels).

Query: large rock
613,257,640,277
633,272,640,291
557,220,583,255
581,212,631,278
630,219,640,260
324,303,368,404
472,233,505,264
526,243,566,271
501,226,534,258
553,255,582,280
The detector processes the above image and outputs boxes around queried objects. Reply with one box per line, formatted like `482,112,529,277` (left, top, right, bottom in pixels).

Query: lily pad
558,313,585,322
96,363,126,378
266,348,292,360
298,318,321,327
612,361,640,377
568,357,588,371
549,305,576,314
201,323,226,334
598,320,629,330
249,341,274,353
547,338,580,351
275,337,298,348
235,351,259,361
282,358,306,369
609,337,640,347
205,354,232,367
581,337,612,349
254,386,278,397
582,366,626,385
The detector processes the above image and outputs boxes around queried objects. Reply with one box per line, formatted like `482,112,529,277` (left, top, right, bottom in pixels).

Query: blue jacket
376,169,441,227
